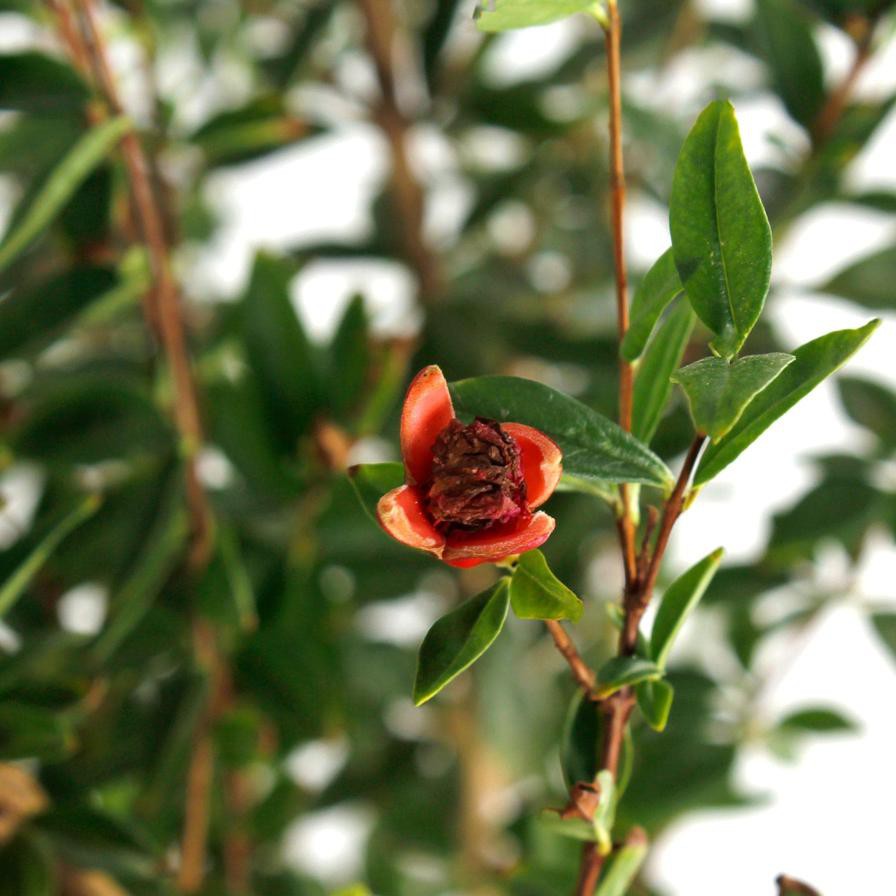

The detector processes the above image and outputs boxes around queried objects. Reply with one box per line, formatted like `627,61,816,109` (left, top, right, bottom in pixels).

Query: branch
70,0,213,571
545,620,596,697
355,0,443,305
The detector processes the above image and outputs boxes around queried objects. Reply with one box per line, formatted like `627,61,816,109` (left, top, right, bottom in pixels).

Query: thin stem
545,620,596,696
71,0,213,570
356,0,442,305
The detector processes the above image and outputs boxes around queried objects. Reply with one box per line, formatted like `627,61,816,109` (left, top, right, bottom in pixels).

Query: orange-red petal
400,365,455,486
441,511,555,566
377,485,445,556
502,423,562,510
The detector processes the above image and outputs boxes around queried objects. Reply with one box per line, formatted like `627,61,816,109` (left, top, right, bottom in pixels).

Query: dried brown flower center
426,418,528,534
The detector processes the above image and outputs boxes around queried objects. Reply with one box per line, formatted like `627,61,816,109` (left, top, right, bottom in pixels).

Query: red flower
377,366,563,568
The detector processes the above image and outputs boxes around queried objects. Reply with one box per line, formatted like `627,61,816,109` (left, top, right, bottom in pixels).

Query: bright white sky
1,1,895,892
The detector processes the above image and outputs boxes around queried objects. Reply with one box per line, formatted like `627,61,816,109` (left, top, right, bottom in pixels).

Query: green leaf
537,810,600,843
821,245,896,310
510,550,583,622
672,353,794,440
475,0,603,33
621,249,683,361
0,116,130,275
328,294,370,416
594,830,648,896
838,376,896,447
561,690,601,789
555,473,619,507
348,463,405,524
669,100,772,359
0,832,56,896
242,252,320,447
449,376,674,490
871,613,896,663
413,580,511,705
632,299,696,443
0,496,100,620
650,548,724,669
591,768,616,853
636,679,674,731
777,707,857,733
0,265,118,359
595,656,662,699
755,0,825,130
0,702,75,761
695,320,879,484
0,52,89,114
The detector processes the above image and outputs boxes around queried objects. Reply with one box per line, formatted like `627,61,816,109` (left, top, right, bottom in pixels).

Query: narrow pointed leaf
450,376,674,490
636,679,675,731
0,496,100,620
475,0,602,33
669,100,772,359
821,245,896,310
413,579,511,705
510,550,583,622
0,116,130,274
595,656,662,699
621,249,683,361
348,463,405,524
537,810,600,843
651,548,724,669
871,613,896,664
695,320,879,484
755,0,825,130
595,830,649,896
632,299,695,443
838,376,896,447
672,353,794,440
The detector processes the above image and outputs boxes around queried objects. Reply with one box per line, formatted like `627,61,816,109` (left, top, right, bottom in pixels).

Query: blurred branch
64,0,213,570
356,0,443,306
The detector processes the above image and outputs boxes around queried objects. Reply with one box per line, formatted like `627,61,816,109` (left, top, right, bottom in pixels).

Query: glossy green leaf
632,299,696,443
242,252,320,447
475,0,603,33
594,830,648,896
413,579,511,705
669,100,772,359
555,473,619,507
595,656,662,699
0,496,100,620
636,679,675,732
838,376,896,447
871,613,896,663
672,353,794,440
348,463,405,524
650,548,724,669
777,707,857,733
562,690,601,788
450,376,674,490
755,0,825,130
821,245,896,310
695,320,879,484
0,116,129,274
510,550,583,622
621,249,683,361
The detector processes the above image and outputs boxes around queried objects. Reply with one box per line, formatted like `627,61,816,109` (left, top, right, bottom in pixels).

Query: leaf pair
475,0,606,33
412,549,583,705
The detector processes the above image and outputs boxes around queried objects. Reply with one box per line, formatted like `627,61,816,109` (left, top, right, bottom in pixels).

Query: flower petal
502,423,562,510
400,365,455,485
377,485,445,556
442,511,555,566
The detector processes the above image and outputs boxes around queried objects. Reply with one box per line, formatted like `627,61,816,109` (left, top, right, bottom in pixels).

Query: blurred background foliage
0,0,894,894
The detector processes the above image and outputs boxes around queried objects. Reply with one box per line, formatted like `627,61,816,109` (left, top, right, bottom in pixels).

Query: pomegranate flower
377,366,563,568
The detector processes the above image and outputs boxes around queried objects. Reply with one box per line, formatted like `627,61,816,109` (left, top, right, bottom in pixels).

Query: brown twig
70,0,213,570
356,0,443,305
776,874,822,896
811,19,874,145
545,620,596,696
